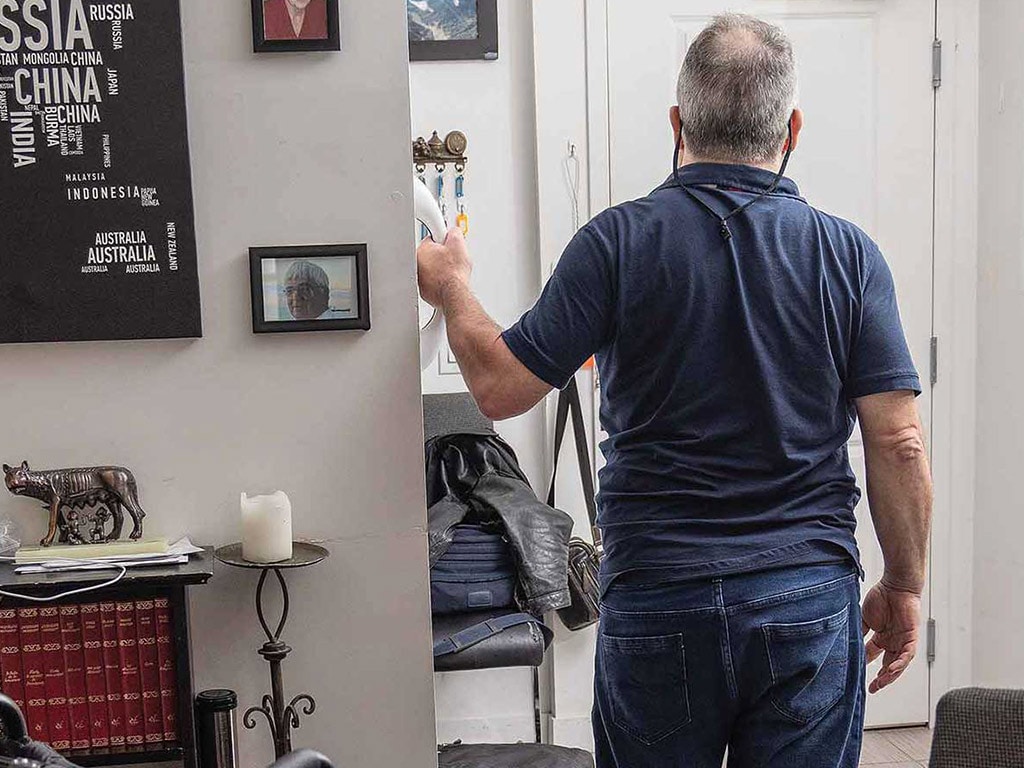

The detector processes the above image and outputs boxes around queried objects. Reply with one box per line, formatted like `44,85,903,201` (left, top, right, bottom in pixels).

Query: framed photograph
408,0,498,62
250,245,370,334
251,0,340,52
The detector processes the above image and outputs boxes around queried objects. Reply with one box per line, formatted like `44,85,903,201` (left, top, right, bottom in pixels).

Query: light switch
438,344,461,376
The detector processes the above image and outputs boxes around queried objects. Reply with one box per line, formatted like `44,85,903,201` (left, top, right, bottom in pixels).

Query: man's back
503,162,920,585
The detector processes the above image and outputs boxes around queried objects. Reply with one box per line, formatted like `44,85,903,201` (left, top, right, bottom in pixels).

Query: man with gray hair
283,260,331,320
418,13,930,767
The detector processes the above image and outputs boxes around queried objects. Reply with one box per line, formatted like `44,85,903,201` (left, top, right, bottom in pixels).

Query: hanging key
455,172,468,236
436,170,449,227
417,172,429,241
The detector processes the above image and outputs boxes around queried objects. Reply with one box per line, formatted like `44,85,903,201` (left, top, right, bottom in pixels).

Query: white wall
410,1,547,743
413,0,544,481
0,2,438,766
973,0,1024,688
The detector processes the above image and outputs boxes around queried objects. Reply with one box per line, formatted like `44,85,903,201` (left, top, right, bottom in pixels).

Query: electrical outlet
438,343,461,376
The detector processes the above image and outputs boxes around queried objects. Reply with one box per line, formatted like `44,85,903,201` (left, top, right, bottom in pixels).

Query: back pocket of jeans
601,633,690,744
762,605,851,724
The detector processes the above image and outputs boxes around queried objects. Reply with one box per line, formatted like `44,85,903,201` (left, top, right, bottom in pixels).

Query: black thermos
195,689,239,768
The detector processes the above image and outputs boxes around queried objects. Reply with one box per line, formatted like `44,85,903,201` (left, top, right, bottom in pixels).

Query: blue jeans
593,562,864,768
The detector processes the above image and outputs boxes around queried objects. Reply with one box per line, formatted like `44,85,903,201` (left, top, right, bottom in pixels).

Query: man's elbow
474,373,537,422
476,390,523,422
873,424,928,464
470,345,551,421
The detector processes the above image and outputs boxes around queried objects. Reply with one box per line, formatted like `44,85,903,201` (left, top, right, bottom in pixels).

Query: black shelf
0,548,214,593
0,548,214,768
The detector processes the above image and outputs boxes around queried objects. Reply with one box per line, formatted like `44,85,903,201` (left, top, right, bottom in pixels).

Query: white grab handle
415,176,448,371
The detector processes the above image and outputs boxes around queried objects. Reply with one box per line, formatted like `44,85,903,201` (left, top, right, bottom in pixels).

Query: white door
599,0,935,728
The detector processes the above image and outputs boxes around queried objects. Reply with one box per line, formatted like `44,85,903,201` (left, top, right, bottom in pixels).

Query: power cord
0,556,127,603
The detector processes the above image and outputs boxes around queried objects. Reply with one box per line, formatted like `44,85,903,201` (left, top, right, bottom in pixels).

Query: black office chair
265,750,333,768
930,687,1024,768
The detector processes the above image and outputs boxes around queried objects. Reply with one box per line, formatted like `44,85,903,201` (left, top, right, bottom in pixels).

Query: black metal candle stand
215,542,329,760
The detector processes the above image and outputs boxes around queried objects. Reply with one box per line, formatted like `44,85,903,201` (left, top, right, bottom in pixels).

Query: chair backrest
930,687,1024,767
423,393,493,442
267,749,335,768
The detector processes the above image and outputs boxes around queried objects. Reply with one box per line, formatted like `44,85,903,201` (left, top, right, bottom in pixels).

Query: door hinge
932,40,942,89
926,618,937,665
930,336,939,386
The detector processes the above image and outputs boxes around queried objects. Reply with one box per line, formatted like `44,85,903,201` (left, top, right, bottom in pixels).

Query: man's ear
786,109,804,153
669,106,683,146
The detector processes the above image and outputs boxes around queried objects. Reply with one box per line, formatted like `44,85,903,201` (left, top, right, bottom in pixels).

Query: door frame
533,0,979,731
929,0,979,711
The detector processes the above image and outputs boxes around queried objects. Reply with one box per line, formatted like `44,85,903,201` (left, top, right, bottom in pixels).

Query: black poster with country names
0,0,201,343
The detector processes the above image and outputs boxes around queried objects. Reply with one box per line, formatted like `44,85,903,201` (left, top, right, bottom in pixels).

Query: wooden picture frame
251,0,341,53
408,0,498,62
249,245,370,334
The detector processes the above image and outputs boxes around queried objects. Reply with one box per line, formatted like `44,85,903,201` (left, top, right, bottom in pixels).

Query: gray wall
0,2,438,765
974,0,1024,687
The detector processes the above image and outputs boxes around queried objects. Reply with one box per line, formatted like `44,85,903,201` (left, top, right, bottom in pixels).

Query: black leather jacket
425,432,573,616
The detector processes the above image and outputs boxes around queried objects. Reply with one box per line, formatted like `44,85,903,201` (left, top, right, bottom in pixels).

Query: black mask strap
672,118,795,242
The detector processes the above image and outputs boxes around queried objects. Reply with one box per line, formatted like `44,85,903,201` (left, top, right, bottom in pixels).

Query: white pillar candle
240,491,293,563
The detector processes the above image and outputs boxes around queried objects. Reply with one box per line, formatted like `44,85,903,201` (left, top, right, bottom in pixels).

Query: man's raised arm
417,228,551,420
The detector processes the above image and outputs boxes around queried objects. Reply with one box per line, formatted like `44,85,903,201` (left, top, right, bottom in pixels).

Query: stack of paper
16,538,169,564
14,537,203,575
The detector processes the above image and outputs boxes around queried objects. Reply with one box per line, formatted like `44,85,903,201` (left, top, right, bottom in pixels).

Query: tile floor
859,727,932,767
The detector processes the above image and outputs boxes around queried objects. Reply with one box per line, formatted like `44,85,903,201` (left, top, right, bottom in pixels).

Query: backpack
430,524,517,614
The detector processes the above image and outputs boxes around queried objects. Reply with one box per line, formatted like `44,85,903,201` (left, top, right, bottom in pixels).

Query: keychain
417,168,429,240
455,170,469,236
436,166,449,228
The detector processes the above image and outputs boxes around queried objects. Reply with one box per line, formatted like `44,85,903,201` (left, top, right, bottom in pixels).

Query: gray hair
676,14,798,164
285,260,330,295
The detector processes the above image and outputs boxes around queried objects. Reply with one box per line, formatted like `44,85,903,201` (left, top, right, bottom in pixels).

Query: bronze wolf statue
3,461,146,547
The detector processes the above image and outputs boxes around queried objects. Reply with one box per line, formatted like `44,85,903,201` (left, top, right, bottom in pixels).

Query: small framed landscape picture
251,0,341,53
408,0,498,62
250,245,370,334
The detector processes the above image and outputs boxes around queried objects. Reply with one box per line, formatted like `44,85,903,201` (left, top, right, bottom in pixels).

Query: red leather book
79,604,109,748
0,608,26,713
100,602,125,746
154,597,177,742
59,605,90,750
17,608,48,743
116,601,144,746
135,600,162,744
39,606,70,750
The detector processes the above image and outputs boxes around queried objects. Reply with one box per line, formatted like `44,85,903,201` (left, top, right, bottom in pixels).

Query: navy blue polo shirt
503,163,920,591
